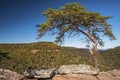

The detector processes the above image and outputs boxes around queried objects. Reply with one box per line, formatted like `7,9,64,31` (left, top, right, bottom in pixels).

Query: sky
0,0,120,49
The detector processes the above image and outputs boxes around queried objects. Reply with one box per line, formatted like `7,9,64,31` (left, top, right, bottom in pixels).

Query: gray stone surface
24,68,56,79
58,64,99,75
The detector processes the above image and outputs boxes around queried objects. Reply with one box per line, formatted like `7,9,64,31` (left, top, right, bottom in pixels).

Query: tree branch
73,25,96,43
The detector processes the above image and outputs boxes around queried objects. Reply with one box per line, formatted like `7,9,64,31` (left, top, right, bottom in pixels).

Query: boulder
24,68,56,79
0,69,24,80
52,74,98,80
22,78,37,80
58,64,99,75
97,72,119,80
107,70,120,77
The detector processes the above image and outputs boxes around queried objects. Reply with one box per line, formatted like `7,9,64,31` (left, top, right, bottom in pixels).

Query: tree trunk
92,43,98,68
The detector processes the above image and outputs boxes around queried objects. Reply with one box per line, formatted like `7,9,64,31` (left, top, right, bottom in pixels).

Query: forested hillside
98,46,120,70
0,42,120,74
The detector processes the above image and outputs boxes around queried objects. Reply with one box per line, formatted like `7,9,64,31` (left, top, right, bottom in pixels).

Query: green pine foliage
0,42,120,74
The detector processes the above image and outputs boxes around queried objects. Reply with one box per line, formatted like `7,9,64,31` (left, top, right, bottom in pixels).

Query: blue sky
0,0,120,49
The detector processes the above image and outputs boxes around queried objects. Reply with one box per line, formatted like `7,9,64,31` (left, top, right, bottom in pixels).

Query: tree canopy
37,2,115,46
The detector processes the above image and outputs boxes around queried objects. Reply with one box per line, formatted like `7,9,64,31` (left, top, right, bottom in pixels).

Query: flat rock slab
52,74,98,80
97,72,119,80
24,68,56,79
107,70,120,77
58,64,99,75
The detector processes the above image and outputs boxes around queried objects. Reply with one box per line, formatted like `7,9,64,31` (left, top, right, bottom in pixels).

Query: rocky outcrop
107,70,120,79
24,68,56,79
52,74,98,80
58,64,99,75
97,71,119,80
0,69,24,80
53,70,120,80
53,64,120,80
52,72,120,80
0,65,120,80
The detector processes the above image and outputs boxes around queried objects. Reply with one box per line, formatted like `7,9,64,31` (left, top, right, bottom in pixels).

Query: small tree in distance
37,3,116,68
